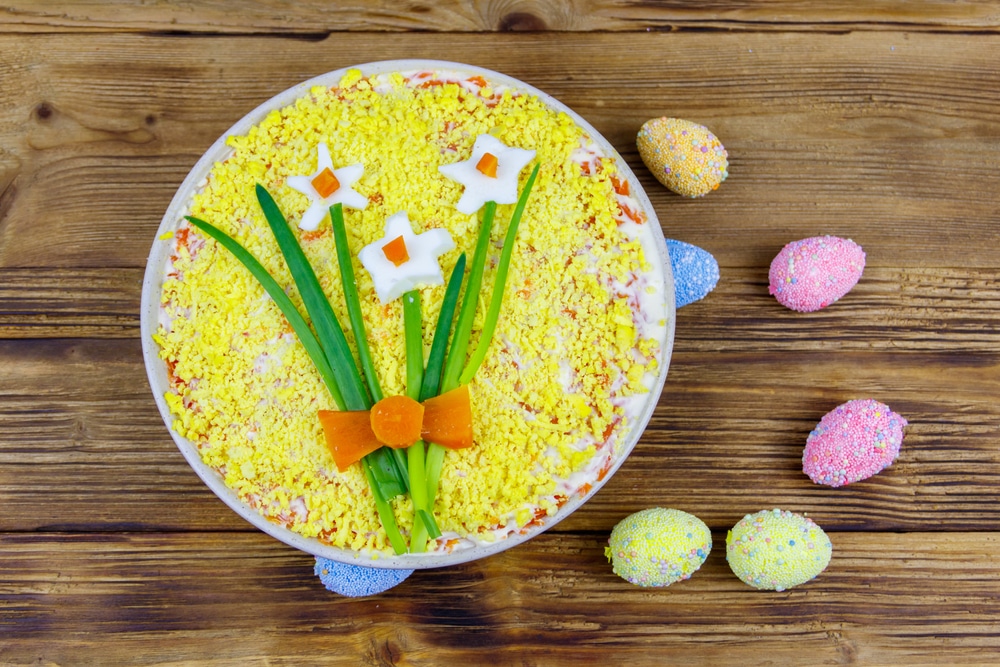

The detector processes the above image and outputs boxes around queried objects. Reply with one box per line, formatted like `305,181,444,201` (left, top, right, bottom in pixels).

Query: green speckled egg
605,508,712,587
726,509,833,591
637,117,728,197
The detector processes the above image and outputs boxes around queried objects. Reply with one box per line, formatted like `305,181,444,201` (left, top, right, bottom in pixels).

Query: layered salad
153,66,669,559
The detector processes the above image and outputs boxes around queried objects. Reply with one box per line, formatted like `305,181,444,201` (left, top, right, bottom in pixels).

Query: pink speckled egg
768,236,865,312
803,399,907,487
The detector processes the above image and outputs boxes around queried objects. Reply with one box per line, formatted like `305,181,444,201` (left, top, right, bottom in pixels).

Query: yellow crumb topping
157,69,664,554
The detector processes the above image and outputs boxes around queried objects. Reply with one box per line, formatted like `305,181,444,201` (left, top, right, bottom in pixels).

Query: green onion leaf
416,254,470,536
366,447,408,499
407,439,430,553
185,216,347,411
330,203,383,403
402,289,444,550
440,201,496,393
417,509,442,540
460,163,539,384
423,442,447,515
402,290,424,401
363,460,408,555
255,184,370,411
420,253,466,402
258,187,409,500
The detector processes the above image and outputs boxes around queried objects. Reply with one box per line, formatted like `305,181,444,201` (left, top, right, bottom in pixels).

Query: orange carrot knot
370,395,424,448
318,385,474,472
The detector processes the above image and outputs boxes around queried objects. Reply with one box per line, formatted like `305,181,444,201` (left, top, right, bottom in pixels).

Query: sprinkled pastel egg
768,235,865,312
314,558,413,597
605,508,712,587
726,509,832,591
803,399,907,488
637,117,728,197
667,238,720,308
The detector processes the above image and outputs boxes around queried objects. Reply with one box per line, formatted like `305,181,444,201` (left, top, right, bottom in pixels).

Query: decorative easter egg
726,509,832,591
637,117,728,197
803,399,907,488
768,235,865,312
667,238,720,308
314,558,413,597
605,508,712,587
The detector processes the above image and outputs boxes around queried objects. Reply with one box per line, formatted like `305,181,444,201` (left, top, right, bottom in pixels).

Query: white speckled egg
803,398,907,488
637,117,728,197
605,508,712,587
726,509,832,591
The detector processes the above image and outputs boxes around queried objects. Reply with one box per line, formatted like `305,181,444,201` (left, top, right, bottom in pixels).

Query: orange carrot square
382,235,409,266
476,152,498,178
311,167,340,199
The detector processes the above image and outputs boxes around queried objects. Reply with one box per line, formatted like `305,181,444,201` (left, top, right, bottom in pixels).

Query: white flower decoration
286,142,368,231
358,212,456,304
438,134,536,215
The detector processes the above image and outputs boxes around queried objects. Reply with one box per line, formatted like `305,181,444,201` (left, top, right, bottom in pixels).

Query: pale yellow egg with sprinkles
726,509,833,591
605,508,712,587
637,117,728,197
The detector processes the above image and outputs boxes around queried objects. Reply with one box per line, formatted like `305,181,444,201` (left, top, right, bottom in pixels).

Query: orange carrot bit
370,395,424,448
318,409,382,472
611,175,630,196
300,228,328,242
619,201,646,225
381,235,410,267
311,167,341,199
421,384,473,450
475,152,498,178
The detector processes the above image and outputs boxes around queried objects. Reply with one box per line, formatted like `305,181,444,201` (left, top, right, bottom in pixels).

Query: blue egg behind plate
667,239,719,308
315,558,414,597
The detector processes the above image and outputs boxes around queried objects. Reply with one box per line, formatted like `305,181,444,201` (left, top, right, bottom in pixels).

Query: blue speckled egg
314,558,413,597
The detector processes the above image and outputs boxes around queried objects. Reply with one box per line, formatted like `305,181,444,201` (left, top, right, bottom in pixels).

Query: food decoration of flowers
184,137,539,554
286,142,368,231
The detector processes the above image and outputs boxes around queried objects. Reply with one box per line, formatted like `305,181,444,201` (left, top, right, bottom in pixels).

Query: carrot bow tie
318,385,473,472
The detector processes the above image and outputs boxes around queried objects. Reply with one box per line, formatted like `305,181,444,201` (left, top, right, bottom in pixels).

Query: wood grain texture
2,0,1000,33
1,32,998,270
2,9,999,665
0,268,140,337
1,532,998,665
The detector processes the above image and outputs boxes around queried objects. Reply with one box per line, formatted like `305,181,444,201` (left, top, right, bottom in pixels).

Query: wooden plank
0,339,244,531
2,339,998,532
0,32,998,268
2,0,1000,33
0,532,997,665
0,268,140,338
673,268,1000,353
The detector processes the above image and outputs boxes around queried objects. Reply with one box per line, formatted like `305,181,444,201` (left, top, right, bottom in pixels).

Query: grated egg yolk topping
155,69,664,555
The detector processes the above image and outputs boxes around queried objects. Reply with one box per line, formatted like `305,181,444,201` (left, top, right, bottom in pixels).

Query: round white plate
140,60,675,569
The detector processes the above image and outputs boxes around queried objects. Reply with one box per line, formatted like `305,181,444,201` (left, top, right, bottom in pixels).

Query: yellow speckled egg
605,508,712,587
637,117,728,197
726,509,832,591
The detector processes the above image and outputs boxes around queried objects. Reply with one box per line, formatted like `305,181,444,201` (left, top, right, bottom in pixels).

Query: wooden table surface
2,2,999,665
